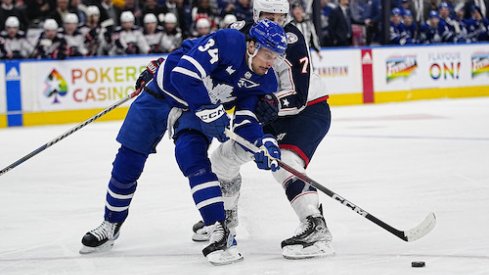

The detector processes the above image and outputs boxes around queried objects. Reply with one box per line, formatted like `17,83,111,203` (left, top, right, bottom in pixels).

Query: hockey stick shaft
0,87,143,177
225,129,436,242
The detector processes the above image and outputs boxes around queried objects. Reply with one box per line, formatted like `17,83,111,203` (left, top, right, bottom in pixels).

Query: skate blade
206,247,244,265
282,241,335,260
79,240,115,254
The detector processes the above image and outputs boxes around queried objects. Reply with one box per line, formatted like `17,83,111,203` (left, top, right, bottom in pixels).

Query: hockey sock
285,179,321,221
175,132,225,225
104,146,148,223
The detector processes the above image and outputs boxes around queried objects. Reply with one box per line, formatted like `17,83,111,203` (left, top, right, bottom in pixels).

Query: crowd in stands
0,0,488,59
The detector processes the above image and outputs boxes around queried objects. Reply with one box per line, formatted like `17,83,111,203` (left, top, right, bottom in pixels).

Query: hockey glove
135,57,164,90
195,103,230,142
254,134,281,171
255,94,279,125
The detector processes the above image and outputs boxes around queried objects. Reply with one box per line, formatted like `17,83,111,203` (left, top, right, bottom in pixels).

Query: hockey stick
0,86,144,177
225,129,437,242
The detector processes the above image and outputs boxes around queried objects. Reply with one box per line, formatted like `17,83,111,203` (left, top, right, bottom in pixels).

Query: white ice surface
1,98,489,275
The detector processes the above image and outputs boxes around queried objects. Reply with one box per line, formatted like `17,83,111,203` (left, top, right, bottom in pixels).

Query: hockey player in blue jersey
192,0,333,259
79,19,287,265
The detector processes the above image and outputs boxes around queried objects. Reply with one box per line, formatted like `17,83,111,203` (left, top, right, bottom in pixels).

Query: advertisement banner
0,63,5,115
373,44,489,92
311,49,363,94
20,56,157,112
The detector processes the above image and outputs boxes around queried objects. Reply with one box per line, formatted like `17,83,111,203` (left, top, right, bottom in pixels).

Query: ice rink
1,97,488,274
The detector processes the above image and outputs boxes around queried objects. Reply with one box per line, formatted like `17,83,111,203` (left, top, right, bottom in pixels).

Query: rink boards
1,43,489,128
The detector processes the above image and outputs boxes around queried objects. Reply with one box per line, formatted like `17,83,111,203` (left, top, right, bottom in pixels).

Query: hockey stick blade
225,129,437,242
403,212,437,242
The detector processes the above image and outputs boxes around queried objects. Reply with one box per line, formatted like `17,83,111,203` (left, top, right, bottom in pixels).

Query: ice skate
281,214,334,259
192,207,238,242
79,221,122,254
202,221,243,265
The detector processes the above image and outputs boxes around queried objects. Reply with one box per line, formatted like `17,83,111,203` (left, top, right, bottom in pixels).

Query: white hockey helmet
64,13,79,24
164,13,177,24
120,11,135,23
5,16,20,28
87,6,100,17
196,18,210,29
144,13,158,24
252,0,290,22
222,14,237,25
43,19,59,30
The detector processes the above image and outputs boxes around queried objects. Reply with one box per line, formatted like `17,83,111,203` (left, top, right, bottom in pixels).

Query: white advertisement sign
312,49,363,94
20,56,159,112
373,44,489,92
0,63,5,115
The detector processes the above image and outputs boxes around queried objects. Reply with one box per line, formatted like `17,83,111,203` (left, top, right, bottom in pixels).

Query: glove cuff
196,104,226,123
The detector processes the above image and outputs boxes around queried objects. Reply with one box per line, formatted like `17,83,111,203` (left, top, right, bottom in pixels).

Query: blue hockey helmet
249,19,287,56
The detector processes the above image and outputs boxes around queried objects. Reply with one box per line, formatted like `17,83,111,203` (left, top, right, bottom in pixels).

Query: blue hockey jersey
153,28,279,142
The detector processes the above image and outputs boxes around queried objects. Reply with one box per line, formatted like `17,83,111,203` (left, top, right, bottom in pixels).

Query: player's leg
173,112,243,264
80,85,171,254
192,140,253,241
270,101,333,259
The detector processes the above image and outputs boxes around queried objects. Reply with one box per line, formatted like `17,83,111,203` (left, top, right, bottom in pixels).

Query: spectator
234,0,253,21
82,5,103,56
419,10,452,43
141,0,167,25
403,9,418,42
142,13,163,53
160,12,182,52
167,0,192,37
63,13,87,56
192,0,219,29
25,0,53,27
118,0,143,25
32,19,68,59
389,7,409,44
464,6,489,41
464,0,488,19
411,0,427,23
49,0,71,26
0,0,29,31
423,0,441,22
319,0,335,46
219,13,236,28
70,0,88,26
100,0,118,27
111,11,149,55
0,16,33,59
290,3,321,54
194,17,211,37
328,0,354,46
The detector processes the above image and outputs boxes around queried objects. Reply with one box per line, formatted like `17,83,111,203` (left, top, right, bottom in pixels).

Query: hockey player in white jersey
79,19,287,265
111,11,150,55
142,13,164,53
63,13,88,57
0,16,33,59
192,0,333,259
160,13,182,53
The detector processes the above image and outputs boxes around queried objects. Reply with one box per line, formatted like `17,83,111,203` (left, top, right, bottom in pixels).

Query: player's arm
234,94,280,171
274,26,311,116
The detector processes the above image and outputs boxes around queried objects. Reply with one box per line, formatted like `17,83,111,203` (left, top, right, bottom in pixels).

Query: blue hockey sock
104,146,148,223
175,132,225,225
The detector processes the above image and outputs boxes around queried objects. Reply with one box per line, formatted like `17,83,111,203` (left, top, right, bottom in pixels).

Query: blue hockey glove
255,94,279,125
195,103,230,142
135,57,164,90
254,135,281,171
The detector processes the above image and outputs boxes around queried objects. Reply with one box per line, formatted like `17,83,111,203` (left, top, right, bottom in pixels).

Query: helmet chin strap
247,44,259,73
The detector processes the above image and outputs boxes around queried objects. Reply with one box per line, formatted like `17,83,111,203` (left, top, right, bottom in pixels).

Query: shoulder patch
230,20,246,30
286,32,298,44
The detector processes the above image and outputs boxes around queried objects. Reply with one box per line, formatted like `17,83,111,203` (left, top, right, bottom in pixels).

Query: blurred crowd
0,0,488,59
